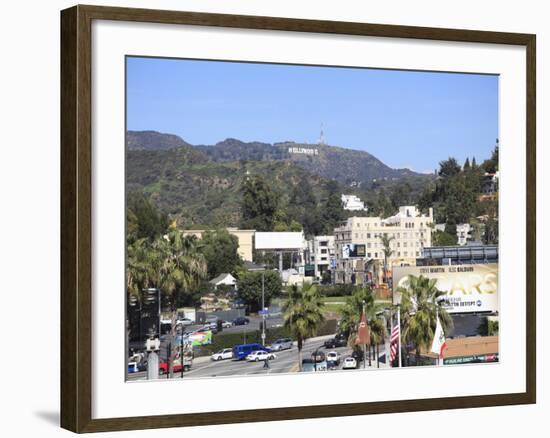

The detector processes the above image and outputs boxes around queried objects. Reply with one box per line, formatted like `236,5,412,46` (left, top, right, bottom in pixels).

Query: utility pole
261,270,266,346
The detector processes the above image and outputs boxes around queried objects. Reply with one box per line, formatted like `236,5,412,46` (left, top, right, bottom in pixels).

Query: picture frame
60,4,536,433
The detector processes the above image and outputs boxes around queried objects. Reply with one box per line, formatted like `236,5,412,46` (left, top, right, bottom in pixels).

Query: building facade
333,206,433,284
341,194,368,211
182,228,255,261
305,235,335,280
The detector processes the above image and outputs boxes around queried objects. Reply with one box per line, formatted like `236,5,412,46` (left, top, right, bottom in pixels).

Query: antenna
319,124,325,146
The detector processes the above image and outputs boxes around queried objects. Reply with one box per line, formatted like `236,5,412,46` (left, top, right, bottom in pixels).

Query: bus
232,343,269,360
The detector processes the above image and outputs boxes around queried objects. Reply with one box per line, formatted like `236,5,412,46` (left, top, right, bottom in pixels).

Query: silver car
270,338,293,351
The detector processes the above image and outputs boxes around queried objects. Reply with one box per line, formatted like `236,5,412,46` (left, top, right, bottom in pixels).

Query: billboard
255,232,305,250
341,243,366,259
392,264,498,314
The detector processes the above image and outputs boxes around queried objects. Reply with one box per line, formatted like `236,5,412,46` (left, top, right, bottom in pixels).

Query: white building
341,194,368,211
306,235,335,280
457,223,472,246
333,206,433,284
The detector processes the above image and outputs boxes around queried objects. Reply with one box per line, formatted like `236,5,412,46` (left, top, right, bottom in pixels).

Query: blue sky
126,57,498,173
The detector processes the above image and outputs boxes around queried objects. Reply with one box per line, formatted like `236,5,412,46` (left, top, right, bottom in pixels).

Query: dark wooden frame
61,4,536,433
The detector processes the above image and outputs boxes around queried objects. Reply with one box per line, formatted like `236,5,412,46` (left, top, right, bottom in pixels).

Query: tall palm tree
339,286,387,366
155,232,207,377
282,283,325,371
398,274,452,365
380,234,394,285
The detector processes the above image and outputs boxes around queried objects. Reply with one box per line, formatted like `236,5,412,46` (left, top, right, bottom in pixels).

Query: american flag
390,323,400,364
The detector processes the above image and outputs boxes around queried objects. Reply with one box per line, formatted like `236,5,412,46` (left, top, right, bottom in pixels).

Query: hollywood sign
288,147,319,156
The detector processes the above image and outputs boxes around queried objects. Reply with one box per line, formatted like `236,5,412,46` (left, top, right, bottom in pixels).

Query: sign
188,330,212,346
444,353,499,365
255,232,305,250
258,310,270,315
342,243,366,259
392,264,498,314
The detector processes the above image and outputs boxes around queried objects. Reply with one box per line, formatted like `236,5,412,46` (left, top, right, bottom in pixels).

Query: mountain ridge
127,130,430,185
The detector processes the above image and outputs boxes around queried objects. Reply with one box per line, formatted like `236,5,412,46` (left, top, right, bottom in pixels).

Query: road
127,336,389,381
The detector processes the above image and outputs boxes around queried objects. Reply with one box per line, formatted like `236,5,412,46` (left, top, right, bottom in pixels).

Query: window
321,249,327,254
320,241,328,247
367,233,371,239
367,253,371,258
374,252,378,258
367,243,371,248
404,242,407,247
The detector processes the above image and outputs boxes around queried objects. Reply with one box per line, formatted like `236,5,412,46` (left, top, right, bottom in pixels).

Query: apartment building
333,206,433,284
305,235,335,280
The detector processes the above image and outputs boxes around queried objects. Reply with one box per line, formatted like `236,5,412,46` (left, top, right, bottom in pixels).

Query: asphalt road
128,336,389,381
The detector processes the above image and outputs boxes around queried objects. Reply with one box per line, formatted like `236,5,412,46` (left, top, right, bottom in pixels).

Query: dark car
232,316,250,326
324,335,347,349
311,350,326,363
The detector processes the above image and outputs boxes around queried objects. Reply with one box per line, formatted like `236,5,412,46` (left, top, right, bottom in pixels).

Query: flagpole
436,307,441,367
397,304,402,368
362,301,366,369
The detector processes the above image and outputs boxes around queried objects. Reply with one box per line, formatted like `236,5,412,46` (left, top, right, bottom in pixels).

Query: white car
342,357,357,369
246,350,276,362
326,351,341,365
221,320,233,328
177,318,193,326
211,348,233,361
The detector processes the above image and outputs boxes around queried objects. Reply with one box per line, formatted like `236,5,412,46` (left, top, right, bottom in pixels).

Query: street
127,335,388,381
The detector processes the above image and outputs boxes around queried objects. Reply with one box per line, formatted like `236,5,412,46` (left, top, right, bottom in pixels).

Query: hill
127,130,191,151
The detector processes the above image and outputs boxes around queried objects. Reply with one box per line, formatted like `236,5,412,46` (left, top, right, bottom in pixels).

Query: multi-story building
333,206,433,284
305,235,335,280
182,228,255,261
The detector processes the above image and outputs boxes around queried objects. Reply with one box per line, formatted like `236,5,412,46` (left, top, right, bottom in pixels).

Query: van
232,343,269,360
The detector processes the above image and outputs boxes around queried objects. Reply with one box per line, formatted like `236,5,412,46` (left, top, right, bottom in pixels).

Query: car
246,350,276,362
311,350,326,363
324,335,347,349
176,318,193,326
270,338,293,351
232,316,250,326
211,348,233,361
233,343,267,360
326,351,341,367
221,320,233,328
159,360,191,374
342,357,358,370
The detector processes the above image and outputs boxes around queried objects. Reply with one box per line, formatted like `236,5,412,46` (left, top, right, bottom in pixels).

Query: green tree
127,191,169,242
432,229,457,246
236,270,282,312
282,283,325,371
200,229,242,278
127,232,208,376
438,157,461,178
463,157,471,170
240,175,279,231
321,180,344,234
398,275,452,365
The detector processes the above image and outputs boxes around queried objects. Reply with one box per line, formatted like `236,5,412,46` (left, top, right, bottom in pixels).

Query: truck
159,342,193,374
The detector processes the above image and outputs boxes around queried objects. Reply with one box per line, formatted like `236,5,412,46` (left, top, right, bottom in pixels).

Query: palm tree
155,232,207,377
339,286,387,366
398,274,452,365
380,234,394,285
282,283,325,371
